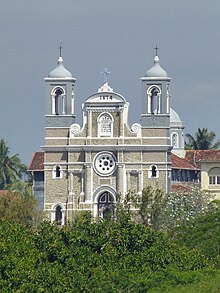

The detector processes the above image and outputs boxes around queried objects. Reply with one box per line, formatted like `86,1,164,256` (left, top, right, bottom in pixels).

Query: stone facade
40,54,173,224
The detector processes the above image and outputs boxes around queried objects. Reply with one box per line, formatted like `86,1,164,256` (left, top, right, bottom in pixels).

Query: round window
93,152,117,176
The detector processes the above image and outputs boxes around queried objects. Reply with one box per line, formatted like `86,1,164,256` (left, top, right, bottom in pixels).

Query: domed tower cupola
48,56,72,78
145,55,168,78
44,45,76,128
140,47,171,128
170,108,185,153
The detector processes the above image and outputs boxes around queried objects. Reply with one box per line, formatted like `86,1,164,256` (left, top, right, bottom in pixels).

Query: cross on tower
101,67,111,83
154,45,159,56
58,42,63,57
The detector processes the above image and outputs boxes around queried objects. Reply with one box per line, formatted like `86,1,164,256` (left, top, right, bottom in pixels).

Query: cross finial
101,67,111,83
154,45,159,56
58,42,63,57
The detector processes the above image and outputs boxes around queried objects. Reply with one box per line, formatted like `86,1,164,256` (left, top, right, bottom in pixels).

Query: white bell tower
140,47,171,128
44,45,76,128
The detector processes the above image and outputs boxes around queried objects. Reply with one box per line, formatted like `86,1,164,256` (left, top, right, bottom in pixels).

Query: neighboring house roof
0,190,9,196
171,153,197,170
29,152,44,171
172,150,220,171
185,150,220,167
171,183,194,193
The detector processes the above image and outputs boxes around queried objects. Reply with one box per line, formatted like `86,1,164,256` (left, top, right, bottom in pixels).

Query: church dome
170,108,183,127
48,57,72,78
145,56,168,78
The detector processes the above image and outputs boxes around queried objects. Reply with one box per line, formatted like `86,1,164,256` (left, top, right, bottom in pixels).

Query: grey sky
0,0,220,164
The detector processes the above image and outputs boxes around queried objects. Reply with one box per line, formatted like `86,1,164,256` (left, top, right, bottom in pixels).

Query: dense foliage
0,213,219,292
0,190,37,225
185,127,220,150
0,139,219,291
169,209,220,268
118,187,212,231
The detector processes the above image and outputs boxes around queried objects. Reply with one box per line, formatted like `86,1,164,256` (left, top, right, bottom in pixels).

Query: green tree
0,139,27,189
118,187,213,231
5,179,33,198
134,186,168,229
169,210,220,267
117,187,168,229
0,216,214,292
185,127,220,150
0,177,37,224
162,188,213,230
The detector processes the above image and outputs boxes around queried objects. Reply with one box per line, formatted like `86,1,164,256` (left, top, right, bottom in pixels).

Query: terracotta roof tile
171,153,197,170
0,190,9,196
29,152,44,171
185,150,220,167
171,183,193,193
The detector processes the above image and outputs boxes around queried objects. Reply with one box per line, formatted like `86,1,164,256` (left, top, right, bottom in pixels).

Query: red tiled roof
29,152,44,171
171,183,193,193
185,150,220,167
0,190,9,196
171,153,197,170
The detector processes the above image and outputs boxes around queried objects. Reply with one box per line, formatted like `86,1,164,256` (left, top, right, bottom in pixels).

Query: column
62,95,65,114
85,164,92,201
117,164,124,196
81,170,85,195
126,171,130,193
87,110,92,137
119,109,124,137
68,172,73,195
137,170,142,194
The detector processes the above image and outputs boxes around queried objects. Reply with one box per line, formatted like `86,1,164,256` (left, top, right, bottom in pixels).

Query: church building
30,51,174,224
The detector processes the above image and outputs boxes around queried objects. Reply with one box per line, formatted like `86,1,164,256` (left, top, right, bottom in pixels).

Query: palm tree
5,180,33,198
185,128,220,150
0,139,27,189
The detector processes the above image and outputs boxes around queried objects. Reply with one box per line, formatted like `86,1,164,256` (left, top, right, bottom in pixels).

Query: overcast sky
0,0,220,164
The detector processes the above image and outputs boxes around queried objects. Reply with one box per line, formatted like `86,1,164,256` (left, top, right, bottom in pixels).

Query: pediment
86,92,126,104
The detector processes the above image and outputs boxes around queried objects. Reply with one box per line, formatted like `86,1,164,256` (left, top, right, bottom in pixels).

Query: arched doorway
98,191,115,220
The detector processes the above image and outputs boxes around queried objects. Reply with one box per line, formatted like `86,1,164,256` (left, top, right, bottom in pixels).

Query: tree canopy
0,190,36,225
0,214,219,292
0,139,27,189
0,139,219,291
117,187,212,231
185,127,220,150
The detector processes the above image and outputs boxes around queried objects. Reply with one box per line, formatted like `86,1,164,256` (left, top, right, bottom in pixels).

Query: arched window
98,113,113,137
51,87,65,115
98,192,115,220
52,165,63,179
55,205,62,225
147,86,161,115
152,166,157,177
56,166,61,178
209,167,220,185
171,133,179,148
148,165,159,178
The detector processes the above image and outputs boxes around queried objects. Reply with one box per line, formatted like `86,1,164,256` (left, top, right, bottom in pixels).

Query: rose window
94,152,117,176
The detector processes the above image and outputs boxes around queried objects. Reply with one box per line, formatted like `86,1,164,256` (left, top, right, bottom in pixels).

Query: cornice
140,77,171,81
41,145,173,152
44,77,76,82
